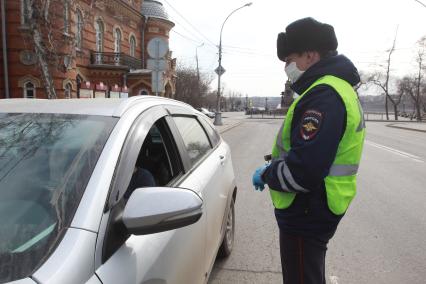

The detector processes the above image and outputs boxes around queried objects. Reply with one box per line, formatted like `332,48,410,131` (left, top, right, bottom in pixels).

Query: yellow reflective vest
270,75,366,215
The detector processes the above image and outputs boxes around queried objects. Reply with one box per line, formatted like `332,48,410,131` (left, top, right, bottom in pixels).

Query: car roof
0,96,194,117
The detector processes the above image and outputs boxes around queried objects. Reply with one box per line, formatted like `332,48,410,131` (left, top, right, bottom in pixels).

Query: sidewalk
212,112,247,134
212,112,426,134
386,122,426,133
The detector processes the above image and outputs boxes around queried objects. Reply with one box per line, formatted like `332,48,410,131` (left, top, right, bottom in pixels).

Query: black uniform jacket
263,54,361,240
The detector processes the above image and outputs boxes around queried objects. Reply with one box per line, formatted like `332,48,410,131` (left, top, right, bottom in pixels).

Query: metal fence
246,109,286,119
90,51,142,69
364,112,425,122
247,111,424,122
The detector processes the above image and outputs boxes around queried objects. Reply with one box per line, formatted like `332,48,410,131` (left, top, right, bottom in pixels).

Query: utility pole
214,2,252,125
196,43,204,97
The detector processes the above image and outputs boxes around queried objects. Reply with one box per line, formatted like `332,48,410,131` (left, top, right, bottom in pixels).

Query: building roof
141,0,172,22
0,96,190,117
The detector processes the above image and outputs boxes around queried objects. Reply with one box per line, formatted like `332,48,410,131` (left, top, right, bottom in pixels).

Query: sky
163,0,426,97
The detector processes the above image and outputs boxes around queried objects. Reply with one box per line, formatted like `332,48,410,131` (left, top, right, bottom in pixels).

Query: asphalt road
209,118,426,284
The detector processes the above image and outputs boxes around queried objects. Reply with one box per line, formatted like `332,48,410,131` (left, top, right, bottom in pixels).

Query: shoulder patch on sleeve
300,109,323,141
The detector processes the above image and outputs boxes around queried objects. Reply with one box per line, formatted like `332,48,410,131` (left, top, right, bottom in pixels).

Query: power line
167,16,205,44
222,50,275,57
171,29,217,56
166,13,217,53
171,30,202,44
222,44,264,51
414,0,426,8
162,0,217,48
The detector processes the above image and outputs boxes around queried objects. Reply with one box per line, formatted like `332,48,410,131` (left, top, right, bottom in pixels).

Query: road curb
218,121,244,134
386,123,426,133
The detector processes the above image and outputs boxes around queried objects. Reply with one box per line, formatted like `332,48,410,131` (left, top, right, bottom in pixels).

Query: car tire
218,198,235,258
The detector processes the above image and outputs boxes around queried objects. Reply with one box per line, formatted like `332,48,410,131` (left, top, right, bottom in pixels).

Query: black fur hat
277,17,338,62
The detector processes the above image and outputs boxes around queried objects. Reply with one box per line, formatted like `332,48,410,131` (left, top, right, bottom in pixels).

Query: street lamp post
196,42,204,99
214,2,252,126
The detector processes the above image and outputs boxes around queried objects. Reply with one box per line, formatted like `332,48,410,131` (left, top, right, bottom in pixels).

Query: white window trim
95,18,105,53
23,81,36,98
64,83,73,99
129,35,136,57
113,26,123,53
139,89,149,96
64,0,70,34
20,0,29,25
76,9,83,49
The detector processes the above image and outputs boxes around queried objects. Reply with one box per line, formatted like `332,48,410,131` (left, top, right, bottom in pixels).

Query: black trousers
279,231,329,284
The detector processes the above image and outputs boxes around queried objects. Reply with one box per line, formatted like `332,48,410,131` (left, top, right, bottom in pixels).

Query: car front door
170,113,231,275
94,107,206,284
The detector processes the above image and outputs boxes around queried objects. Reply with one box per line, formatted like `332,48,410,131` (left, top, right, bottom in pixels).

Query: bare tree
370,28,400,120
412,36,426,121
354,71,369,93
22,0,100,99
355,71,377,100
24,0,59,99
422,83,426,113
226,91,240,111
174,65,212,107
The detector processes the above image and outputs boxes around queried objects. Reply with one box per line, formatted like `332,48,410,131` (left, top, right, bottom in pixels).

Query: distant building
0,0,176,99
280,80,294,109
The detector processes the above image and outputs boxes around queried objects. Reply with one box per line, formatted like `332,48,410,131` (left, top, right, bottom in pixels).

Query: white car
198,107,215,118
0,96,237,284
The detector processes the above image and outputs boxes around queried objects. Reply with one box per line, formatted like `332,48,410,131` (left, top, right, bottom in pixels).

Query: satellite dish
147,37,168,59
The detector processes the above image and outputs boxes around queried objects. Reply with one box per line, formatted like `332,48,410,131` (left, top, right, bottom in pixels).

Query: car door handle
219,154,226,165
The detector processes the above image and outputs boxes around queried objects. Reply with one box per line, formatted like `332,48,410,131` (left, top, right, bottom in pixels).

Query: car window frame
197,115,221,148
165,105,217,176
101,105,190,262
105,106,175,211
172,115,213,166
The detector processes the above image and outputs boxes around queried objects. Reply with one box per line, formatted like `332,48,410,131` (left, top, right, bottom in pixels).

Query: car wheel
218,198,235,258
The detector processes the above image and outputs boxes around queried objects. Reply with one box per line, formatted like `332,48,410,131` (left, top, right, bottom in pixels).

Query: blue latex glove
252,164,269,191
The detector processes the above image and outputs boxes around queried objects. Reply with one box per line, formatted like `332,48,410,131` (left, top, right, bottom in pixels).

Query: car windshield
0,113,117,282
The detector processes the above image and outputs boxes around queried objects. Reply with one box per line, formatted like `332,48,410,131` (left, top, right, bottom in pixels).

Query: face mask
285,62,305,83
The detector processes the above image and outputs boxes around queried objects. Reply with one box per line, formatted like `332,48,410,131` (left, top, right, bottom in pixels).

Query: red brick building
0,0,176,99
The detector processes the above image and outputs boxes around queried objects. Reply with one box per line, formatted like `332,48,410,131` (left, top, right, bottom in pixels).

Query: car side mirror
122,187,203,235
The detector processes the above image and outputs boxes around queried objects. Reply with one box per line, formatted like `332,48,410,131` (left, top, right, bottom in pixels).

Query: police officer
252,17,366,284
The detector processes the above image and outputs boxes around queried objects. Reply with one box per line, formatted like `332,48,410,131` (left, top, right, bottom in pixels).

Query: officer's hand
252,164,269,192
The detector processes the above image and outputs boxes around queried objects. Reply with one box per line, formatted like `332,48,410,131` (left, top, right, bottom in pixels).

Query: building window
130,35,136,57
76,75,83,98
64,0,70,34
114,28,122,53
64,83,72,99
24,82,36,98
76,10,83,49
95,19,104,52
21,0,29,25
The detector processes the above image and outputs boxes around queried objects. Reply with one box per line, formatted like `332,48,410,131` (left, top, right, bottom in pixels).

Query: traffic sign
147,59,167,71
147,37,168,59
215,65,226,76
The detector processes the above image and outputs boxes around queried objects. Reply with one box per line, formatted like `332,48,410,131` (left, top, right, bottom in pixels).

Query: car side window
103,117,183,262
124,119,183,199
172,116,212,167
198,117,221,147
